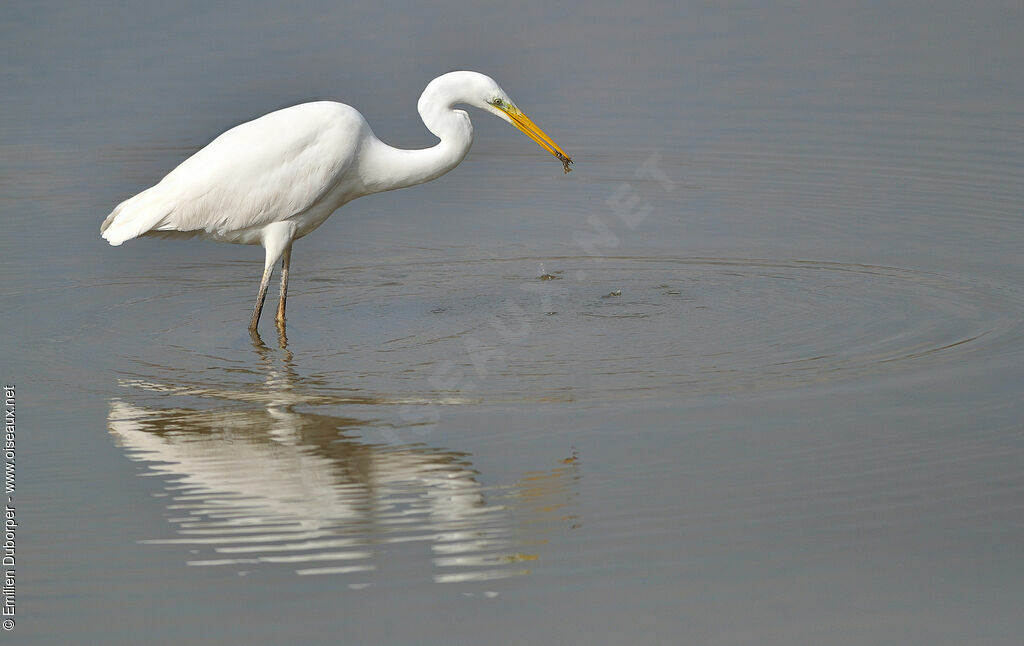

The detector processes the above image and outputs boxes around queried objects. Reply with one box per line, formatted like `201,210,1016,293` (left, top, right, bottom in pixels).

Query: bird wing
102,102,367,245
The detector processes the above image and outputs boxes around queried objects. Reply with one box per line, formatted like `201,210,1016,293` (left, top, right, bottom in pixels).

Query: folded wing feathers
99,102,360,246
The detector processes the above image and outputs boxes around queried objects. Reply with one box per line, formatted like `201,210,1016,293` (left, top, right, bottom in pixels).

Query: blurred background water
2,1,1023,644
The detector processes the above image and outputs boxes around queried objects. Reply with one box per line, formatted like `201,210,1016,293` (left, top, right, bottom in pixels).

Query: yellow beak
504,107,573,173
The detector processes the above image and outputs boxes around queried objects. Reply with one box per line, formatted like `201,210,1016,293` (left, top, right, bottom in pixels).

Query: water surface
3,2,1023,644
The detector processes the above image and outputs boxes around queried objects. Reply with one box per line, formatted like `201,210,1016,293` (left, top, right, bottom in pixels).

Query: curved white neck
361,80,475,194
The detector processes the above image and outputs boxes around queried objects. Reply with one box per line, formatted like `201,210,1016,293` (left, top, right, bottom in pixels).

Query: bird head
431,71,574,173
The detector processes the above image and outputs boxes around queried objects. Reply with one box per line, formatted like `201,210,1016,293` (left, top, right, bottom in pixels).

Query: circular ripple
286,255,1024,403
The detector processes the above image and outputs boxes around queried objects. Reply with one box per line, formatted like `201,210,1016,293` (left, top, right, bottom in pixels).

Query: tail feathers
100,188,175,246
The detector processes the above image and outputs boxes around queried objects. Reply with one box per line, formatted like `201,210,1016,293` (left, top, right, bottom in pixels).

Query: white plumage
101,71,572,333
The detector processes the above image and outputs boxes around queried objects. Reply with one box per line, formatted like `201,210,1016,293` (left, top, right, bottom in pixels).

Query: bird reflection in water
107,331,579,584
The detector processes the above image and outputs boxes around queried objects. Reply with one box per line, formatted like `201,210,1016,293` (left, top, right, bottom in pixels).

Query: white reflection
107,337,578,584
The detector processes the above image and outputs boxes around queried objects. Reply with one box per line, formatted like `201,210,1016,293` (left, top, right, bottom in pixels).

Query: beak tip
556,152,573,174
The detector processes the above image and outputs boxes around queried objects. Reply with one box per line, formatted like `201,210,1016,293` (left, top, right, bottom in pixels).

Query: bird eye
493,98,504,107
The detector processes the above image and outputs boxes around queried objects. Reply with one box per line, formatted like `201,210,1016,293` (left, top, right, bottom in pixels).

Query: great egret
101,71,572,332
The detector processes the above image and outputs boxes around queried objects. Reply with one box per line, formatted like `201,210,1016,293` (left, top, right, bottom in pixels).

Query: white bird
101,71,572,332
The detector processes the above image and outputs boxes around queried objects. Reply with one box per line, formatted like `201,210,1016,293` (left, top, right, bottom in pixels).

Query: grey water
3,1,1024,644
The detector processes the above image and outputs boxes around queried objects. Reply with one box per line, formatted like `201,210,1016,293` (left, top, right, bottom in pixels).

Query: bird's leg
249,264,274,332
276,243,292,325
249,326,266,347
251,221,296,332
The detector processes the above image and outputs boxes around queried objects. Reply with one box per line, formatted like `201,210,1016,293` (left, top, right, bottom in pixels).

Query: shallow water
3,2,1024,644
